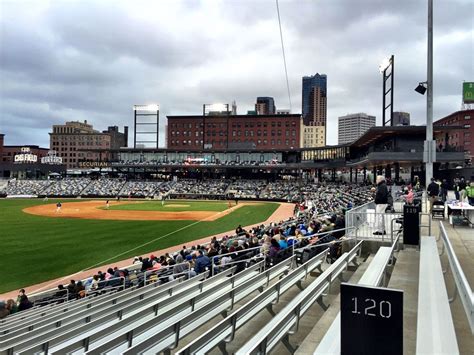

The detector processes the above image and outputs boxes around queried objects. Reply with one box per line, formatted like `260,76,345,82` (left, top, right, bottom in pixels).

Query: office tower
302,73,327,125
338,113,376,144
255,97,276,115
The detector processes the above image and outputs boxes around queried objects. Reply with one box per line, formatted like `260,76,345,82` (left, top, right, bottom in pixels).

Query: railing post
144,270,148,285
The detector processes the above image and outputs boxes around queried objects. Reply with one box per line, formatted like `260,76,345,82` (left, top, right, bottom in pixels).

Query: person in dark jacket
374,175,388,235
427,178,440,212
440,179,448,202
194,250,211,274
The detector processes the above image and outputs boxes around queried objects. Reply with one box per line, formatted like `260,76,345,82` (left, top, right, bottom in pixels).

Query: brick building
49,121,128,168
0,133,49,163
434,109,473,160
167,114,301,150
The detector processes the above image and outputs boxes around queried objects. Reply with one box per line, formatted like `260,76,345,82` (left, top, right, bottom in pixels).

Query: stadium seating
236,240,363,354
81,178,126,197
44,178,91,196
314,237,399,354
416,236,459,354
8,259,291,354
177,248,329,354
5,180,52,196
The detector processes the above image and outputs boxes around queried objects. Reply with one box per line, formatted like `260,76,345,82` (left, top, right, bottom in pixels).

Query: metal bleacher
417,236,459,354
235,240,363,354
176,248,329,354
1,258,292,354
314,237,399,355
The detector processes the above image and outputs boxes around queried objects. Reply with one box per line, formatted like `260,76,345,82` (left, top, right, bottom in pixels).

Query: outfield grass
106,200,229,212
0,199,278,293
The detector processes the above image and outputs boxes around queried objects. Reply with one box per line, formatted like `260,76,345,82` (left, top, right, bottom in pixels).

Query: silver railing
438,221,474,333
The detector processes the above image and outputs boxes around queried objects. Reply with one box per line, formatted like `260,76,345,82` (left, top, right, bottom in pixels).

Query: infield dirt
23,200,259,221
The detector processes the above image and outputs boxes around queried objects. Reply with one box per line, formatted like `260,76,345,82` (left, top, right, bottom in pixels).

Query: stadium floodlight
133,104,160,111
415,82,427,95
204,103,229,113
378,57,391,74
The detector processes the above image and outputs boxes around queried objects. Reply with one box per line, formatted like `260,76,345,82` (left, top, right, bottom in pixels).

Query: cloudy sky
0,0,472,147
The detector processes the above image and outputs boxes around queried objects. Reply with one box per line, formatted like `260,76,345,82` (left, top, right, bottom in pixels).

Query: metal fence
438,221,474,333
346,201,402,243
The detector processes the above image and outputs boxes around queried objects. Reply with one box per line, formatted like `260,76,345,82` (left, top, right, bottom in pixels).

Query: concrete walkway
0,202,295,301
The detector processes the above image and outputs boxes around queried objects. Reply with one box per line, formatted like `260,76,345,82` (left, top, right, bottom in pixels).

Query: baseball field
0,198,280,294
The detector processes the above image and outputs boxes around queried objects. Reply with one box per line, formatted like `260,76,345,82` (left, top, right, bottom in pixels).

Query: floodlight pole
425,0,434,184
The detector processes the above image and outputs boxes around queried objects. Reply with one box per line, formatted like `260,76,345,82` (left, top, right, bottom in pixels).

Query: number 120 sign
341,283,403,355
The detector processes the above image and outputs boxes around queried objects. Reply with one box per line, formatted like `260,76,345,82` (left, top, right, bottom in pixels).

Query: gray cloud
0,0,472,148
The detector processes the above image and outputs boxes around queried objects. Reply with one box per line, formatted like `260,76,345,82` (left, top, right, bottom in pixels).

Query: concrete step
387,246,419,355
294,253,374,355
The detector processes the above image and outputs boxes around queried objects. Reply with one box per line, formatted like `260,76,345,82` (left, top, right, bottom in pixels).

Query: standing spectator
427,178,440,213
374,176,388,235
440,179,449,202
458,177,467,201
453,178,460,200
466,180,474,206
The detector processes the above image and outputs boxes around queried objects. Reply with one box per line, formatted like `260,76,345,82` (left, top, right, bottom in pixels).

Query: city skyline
0,0,472,148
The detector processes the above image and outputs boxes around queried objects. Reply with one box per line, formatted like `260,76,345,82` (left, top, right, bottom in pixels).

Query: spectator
279,236,288,249
374,176,388,235
194,250,211,274
440,179,448,202
17,289,32,311
0,301,9,319
6,299,18,315
269,238,281,258
466,180,474,206
427,178,440,212
458,177,467,201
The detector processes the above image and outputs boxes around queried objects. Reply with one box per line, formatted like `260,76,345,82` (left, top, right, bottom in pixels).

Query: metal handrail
438,221,474,333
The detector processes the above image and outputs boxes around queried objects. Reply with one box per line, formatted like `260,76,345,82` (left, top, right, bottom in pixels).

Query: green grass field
106,200,229,212
0,199,278,294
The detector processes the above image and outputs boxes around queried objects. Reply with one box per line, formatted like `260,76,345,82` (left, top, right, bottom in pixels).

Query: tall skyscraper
255,97,276,115
338,113,376,144
302,73,327,125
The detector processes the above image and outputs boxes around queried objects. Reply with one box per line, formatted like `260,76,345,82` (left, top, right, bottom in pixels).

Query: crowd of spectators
3,178,374,203
226,180,268,199
82,178,126,197
45,178,91,196
5,180,52,196
113,159,285,167
171,179,230,196
119,181,164,198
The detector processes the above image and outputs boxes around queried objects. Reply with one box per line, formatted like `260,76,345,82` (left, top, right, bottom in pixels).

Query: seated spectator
54,285,67,300
75,281,86,299
67,280,76,299
0,301,9,319
269,238,281,258
17,289,32,311
194,250,211,274
6,299,17,315
279,236,288,249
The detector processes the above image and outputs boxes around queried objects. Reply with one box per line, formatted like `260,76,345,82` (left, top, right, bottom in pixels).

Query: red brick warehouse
167,114,301,151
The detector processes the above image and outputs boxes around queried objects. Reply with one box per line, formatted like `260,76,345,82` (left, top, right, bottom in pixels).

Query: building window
464,124,471,128
465,116,471,120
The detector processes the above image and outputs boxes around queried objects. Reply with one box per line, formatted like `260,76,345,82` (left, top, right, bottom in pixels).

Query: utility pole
425,0,434,184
